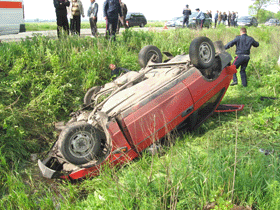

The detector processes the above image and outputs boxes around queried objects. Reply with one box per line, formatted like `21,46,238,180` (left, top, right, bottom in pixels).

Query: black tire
84,86,101,106
58,122,103,165
189,36,215,69
140,23,144,27
138,45,162,68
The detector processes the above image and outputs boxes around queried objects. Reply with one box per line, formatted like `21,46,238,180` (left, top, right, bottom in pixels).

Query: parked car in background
166,17,181,27
175,12,212,28
237,16,258,27
126,12,147,28
265,18,280,26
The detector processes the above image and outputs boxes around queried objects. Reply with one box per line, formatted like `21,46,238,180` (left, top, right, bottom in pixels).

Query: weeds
0,26,280,209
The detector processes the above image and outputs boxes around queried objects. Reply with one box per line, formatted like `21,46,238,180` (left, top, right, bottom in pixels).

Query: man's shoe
230,81,238,86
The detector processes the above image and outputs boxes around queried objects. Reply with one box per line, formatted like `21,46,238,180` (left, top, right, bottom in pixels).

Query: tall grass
0,26,280,209
25,21,165,31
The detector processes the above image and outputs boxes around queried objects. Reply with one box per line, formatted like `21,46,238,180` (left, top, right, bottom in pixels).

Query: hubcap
69,131,94,158
199,42,212,63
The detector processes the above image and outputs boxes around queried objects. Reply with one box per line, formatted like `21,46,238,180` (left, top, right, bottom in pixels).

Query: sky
23,0,279,21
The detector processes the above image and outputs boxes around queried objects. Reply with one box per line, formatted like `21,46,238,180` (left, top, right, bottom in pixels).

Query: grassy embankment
0,25,279,209
25,21,164,31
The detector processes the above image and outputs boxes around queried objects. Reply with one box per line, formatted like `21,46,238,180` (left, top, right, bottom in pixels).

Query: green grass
0,26,280,209
25,21,165,31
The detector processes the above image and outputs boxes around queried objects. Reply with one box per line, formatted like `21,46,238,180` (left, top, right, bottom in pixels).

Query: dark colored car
125,12,147,28
175,12,212,28
237,16,258,27
38,37,243,180
265,18,280,26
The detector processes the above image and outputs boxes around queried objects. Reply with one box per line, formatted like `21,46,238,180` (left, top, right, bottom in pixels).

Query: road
0,27,166,42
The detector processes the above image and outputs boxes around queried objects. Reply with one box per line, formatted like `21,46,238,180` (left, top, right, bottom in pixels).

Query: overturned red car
38,37,243,180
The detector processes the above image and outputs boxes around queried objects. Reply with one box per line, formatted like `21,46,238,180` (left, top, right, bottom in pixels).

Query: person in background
214,10,219,28
231,11,236,27
53,0,70,37
225,27,259,87
227,11,232,27
235,12,238,27
209,10,212,19
116,0,128,33
103,0,122,41
207,10,212,19
109,64,130,79
195,8,205,29
88,0,98,37
68,0,84,35
222,12,227,25
218,11,222,25
182,4,192,27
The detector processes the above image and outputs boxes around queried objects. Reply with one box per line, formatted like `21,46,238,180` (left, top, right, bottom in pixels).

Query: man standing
68,0,85,35
116,0,128,33
222,12,227,25
103,0,122,40
231,12,236,27
53,0,70,37
195,8,205,29
182,5,191,27
225,28,259,87
214,10,218,28
227,11,232,27
88,0,98,37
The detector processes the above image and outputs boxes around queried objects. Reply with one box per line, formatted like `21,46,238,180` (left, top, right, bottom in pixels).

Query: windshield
189,12,198,19
238,16,252,21
171,17,180,21
176,17,184,21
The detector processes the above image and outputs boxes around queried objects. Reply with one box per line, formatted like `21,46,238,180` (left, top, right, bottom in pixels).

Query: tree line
249,0,280,22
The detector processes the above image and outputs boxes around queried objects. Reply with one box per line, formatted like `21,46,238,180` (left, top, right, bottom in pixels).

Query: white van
0,0,25,35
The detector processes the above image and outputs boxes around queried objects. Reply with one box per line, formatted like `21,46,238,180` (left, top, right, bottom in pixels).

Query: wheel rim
69,131,95,158
199,42,213,64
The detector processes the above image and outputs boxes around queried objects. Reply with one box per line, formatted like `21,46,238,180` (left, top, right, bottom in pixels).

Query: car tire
138,45,162,68
58,122,103,165
189,36,215,69
140,23,144,27
84,86,101,106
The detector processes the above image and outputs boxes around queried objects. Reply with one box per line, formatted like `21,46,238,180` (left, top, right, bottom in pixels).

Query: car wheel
138,45,162,68
84,86,101,106
189,36,215,69
58,122,102,165
140,23,144,27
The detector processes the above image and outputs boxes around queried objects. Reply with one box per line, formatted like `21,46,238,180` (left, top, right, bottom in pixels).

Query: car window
189,12,198,19
238,16,252,21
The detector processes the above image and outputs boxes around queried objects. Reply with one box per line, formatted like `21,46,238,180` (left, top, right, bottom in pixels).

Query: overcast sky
23,0,279,21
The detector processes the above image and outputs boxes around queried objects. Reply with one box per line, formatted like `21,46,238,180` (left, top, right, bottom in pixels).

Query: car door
204,13,209,27
121,71,194,153
182,66,231,129
130,14,137,26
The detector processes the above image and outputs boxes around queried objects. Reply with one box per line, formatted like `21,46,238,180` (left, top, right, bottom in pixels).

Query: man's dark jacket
53,0,70,14
225,34,259,55
103,0,122,19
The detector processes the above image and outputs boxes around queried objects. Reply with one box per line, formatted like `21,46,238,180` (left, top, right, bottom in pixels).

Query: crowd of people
53,0,128,40
182,5,239,29
181,5,260,87
214,11,239,28
53,1,259,87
